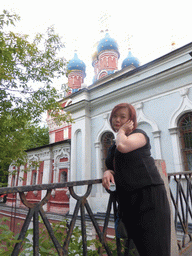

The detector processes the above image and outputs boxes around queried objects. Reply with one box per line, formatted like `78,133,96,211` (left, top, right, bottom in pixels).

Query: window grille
178,113,192,171
101,132,114,172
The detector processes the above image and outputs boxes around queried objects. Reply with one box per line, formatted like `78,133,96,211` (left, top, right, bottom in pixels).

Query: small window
60,171,67,183
32,172,37,185
12,175,15,187
101,132,114,172
178,113,192,171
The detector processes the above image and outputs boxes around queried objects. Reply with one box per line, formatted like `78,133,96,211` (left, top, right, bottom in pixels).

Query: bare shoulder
116,131,147,153
128,132,147,146
129,131,147,139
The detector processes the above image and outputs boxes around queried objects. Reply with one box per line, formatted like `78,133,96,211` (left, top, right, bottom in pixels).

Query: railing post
80,200,88,256
11,207,35,256
39,206,64,255
168,172,192,253
33,209,39,256
175,177,179,231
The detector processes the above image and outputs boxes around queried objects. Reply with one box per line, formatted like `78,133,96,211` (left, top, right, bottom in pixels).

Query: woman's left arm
116,121,147,153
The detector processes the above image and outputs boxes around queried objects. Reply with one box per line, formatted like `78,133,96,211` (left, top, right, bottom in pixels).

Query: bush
0,217,101,255
0,216,138,255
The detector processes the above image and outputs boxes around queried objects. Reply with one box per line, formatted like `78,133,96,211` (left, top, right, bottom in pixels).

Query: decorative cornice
64,100,90,114
95,113,114,144
152,130,161,138
168,127,179,135
135,102,160,132
90,61,192,109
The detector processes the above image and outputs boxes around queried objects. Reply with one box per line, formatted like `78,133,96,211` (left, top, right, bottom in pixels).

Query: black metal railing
168,171,192,249
1,173,192,255
0,179,125,256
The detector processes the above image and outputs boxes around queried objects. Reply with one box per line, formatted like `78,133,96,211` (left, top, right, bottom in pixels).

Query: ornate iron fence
1,173,192,255
0,179,127,256
168,171,192,249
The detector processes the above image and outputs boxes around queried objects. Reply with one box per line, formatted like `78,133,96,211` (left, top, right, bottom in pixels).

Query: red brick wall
55,130,64,142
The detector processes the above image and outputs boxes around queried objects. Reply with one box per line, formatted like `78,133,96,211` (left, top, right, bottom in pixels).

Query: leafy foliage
0,216,138,255
20,219,101,256
0,10,71,179
0,217,101,255
25,125,49,150
0,217,21,256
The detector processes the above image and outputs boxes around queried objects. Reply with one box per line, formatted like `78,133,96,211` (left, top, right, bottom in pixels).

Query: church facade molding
135,102,162,159
169,86,192,172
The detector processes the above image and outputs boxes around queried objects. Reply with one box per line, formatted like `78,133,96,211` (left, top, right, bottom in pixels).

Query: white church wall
89,49,192,102
137,92,181,173
90,67,192,175
66,43,192,214
69,105,92,214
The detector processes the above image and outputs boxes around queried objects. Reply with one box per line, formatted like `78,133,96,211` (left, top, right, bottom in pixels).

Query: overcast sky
1,0,192,85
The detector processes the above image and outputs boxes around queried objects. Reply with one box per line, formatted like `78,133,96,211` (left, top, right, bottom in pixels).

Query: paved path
180,242,192,256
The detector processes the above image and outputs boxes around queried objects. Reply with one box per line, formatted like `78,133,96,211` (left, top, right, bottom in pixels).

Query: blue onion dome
67,52,86,74
121,51,140,69
97,33,119,56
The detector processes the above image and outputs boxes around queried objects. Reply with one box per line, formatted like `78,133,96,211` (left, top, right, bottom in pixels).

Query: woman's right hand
118,120,134,136
102,170,115,190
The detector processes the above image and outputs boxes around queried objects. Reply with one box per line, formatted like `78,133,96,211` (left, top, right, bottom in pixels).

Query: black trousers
119,185,171,256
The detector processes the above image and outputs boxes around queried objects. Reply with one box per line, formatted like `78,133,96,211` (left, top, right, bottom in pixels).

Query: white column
69,106,91,213
41,150,52,211
169,127,183,173
82,114,91,180
94,142,103,197
18,166,24,186
70,108,91,182
152,131,162,159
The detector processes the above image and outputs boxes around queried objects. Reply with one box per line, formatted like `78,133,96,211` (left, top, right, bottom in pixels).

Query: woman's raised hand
119,120,134,135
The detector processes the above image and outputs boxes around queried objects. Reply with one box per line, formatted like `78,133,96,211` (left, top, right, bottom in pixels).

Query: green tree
25,125,49,150
0,10,70,183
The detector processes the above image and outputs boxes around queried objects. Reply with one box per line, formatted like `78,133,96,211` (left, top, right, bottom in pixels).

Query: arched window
178,113,192,171
60,171,67,183
99,71,108,79
12,175,15,187
101,132,114,172
32,172,37,185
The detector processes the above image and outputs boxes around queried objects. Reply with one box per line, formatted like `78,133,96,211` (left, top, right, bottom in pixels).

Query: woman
102,103,171,256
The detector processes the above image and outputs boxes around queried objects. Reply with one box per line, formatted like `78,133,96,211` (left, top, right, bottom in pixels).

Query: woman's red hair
109,103,137,131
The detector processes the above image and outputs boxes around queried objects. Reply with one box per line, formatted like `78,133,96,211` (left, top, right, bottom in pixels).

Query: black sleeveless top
105,129,164,192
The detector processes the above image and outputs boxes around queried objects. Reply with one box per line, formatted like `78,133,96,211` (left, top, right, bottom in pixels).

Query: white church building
8,33,192,216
